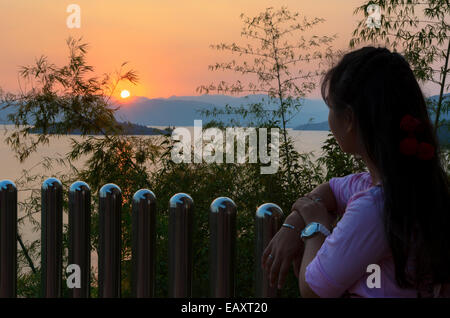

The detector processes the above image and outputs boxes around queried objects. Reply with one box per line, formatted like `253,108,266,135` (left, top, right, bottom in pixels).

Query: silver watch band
317,223,331,237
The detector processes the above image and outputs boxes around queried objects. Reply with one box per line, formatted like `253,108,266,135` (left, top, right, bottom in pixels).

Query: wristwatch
301,222,331,240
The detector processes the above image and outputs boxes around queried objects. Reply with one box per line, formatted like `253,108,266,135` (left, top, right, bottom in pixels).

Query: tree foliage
197,7,337,184
350,0,449,134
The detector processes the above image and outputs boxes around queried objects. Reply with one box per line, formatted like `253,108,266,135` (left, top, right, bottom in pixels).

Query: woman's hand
295,197,335,229
292,250,302,279
262,211,305,290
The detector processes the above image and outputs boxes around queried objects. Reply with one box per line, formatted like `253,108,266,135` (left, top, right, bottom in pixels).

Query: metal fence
0,177,284,298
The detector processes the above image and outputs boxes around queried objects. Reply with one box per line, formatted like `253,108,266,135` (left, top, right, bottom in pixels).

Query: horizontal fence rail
0,178,285,298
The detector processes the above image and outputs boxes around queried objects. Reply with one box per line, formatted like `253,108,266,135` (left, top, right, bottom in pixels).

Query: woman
262,46,450,298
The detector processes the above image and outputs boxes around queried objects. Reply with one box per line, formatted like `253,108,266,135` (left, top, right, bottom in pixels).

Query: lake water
0,125,330,270
0,125,330,180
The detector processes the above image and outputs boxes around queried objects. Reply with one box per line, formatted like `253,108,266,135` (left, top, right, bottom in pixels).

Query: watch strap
317,223,331,237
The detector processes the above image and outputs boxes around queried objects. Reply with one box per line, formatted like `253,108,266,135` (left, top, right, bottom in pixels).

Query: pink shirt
305,172,447,298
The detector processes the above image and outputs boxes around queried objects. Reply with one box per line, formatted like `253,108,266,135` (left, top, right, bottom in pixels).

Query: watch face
303,223,318,237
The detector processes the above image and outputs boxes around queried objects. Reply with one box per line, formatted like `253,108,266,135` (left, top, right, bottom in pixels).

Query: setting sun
120,90,130,99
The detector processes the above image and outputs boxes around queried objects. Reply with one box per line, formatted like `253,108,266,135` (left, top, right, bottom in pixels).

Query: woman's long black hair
321,46,450,290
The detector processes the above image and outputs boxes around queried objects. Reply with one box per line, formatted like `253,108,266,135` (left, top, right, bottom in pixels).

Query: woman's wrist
306,183,338,213
285,211,306,230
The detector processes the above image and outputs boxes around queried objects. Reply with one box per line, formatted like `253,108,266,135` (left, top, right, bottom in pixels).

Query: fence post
68,181,91,298
0,180,17,298
209,197,237,298
98,183,122,298
41,177,63,298
168,193,194,298
255,203,283,298
132,189,156,298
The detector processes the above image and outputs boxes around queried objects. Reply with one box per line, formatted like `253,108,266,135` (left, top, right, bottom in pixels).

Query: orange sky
0,0,438,99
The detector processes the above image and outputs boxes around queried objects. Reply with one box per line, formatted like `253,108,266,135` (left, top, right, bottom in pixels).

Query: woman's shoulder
346,183,384,215
329,171,372,196
335,187,385,234
332,171,371,183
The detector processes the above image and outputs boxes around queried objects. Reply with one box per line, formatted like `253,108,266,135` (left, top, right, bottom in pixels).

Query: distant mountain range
295,121,330,131
0,95,330,127
112,94,329,128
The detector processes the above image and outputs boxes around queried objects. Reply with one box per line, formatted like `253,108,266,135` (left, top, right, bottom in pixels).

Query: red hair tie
399,115,434,160
417,142,435,161
400,114,421,133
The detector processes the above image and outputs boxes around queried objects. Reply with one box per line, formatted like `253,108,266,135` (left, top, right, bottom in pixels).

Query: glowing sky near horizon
0,0,439,99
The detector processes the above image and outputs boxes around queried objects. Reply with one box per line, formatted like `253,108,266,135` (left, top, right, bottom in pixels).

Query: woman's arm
262,211,305,289
290,182,338,230
294,197,336,297
303,182,338,214
297,192,389,298
261,182,336,289
262,182,338,290
299,235,325,298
